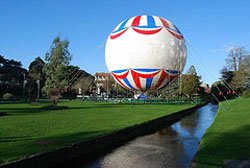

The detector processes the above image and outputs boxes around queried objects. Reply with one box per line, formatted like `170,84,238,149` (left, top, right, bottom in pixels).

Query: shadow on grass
0,107,43,115
0,136,33,143
0,130,105,165
39,105,70,110
0,104,125,115
193,124,250,167
35,130,105,146
0,112,10,117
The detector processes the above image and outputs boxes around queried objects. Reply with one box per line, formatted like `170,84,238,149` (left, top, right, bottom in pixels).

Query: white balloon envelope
105,15,187,92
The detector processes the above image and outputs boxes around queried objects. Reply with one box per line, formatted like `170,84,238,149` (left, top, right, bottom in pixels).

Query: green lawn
0,100,194,164
194,98,250,167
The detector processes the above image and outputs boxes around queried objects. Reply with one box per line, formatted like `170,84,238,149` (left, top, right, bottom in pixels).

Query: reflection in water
64,103,218,168
98,127,185,168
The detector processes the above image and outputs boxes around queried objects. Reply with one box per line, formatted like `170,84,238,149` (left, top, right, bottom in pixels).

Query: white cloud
209,42,236,54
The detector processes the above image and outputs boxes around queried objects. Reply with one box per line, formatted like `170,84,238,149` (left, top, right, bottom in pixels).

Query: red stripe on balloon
154,70,178,90
154,70,167,89
169,75,178,84
131,70,142,90
111,71,130,90
133,70,161,78
167,29,184,40
132,27,162,35
132,16,141,26
112,70,129,79
167,71,179,82
117,79,130,90
159,18,169,27
110,28,128,39
131,70,161,90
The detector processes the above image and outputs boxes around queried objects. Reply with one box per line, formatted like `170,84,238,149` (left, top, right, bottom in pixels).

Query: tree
0,55,27,99
241,55,250,89
157,78,180,98
230,70,245,91
180,65,201,97
226,46,248,71
230,55,250,92
43,36,72,106
0,55,7,67
28,57,45,80
220,67,234,83
220,46,250,96
65,65,93,88
180,74,200,97
6,59,22,67
27,57,45,99
73,76,95,95
187,65,197,75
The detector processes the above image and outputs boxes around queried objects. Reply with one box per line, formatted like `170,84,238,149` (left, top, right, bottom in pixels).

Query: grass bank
193,98,250,167
0,100,194,164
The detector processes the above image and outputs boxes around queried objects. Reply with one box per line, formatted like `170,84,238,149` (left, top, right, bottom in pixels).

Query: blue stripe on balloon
147,15,157,28
112,18,130,33
112,69,128,73
166,70,178,74
123,78,135,90
134,68,159,72
134,26,160,28
113,69,178,74
146,78,153,89
174,25,182,34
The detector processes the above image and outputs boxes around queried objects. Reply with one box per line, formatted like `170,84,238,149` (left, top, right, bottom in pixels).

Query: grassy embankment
194,98,250,167
0,100,194,164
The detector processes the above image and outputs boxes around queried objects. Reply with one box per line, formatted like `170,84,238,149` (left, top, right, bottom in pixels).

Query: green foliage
0,55,27,98
26,57,46,99
181,74,200,96
156,79,180,98
28,57,45,80
220,67,234,83
0,101,194,163
230,70,245,91
242,90,250,98
194,98,250,166
65,65,94,91
43,36,72,105
2,93,13,100
179,65,201,97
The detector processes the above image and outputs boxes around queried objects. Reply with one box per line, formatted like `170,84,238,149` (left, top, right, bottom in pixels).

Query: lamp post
36,79,40,99
36,73,41,100
23,74,27,101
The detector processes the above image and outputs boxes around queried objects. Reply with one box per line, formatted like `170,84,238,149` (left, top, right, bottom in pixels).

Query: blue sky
0,0,249,85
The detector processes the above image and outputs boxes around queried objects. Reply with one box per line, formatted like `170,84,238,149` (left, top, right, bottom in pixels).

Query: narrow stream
60,103,218,168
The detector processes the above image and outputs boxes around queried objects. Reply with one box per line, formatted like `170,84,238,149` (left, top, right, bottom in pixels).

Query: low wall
1,103,206,168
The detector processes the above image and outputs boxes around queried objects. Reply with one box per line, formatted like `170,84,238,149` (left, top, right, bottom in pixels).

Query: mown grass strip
0,100,194,164
193,98,250,167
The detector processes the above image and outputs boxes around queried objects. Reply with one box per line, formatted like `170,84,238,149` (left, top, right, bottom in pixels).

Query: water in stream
62,103,218,168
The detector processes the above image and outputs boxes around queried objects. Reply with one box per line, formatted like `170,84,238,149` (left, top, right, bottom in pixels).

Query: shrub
3,93,14,101
242,90,250,98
